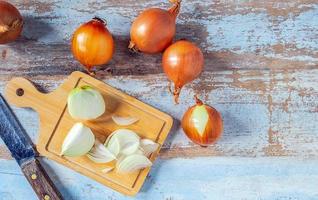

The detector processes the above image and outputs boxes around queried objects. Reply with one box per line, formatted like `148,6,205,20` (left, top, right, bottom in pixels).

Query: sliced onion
101,166,114,174
105,129,140,156
111,115,139,126
106,137,120,157
87,140,115,163
121,141,140,155
140,139,160,157
61,123,95,157
135,149,145,155
116,154,152,173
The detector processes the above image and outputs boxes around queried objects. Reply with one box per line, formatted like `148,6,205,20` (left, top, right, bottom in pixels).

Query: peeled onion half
67,85,105,120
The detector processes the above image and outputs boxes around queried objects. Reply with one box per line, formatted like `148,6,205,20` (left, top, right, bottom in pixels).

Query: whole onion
129,0,181,54
162,40,204,103
71,17,114,74
182,96,223,146
0,1,23,44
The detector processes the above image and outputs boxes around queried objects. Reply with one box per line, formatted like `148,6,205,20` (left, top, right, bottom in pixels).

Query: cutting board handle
4,77,46,112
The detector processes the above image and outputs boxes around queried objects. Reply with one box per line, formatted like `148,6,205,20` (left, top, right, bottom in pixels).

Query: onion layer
129,0,181,53
61,123,95,157
162,40,204,103
116,154,152,174
181,96,223,146
71,17,114,74
0,1,23,44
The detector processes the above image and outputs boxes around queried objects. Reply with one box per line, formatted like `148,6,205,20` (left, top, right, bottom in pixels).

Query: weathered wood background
1,0,318,199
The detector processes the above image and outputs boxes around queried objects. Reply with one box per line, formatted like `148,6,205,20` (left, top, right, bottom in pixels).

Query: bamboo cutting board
4,71,173,196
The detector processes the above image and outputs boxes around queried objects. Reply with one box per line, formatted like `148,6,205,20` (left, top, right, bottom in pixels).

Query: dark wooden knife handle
21,158,63,200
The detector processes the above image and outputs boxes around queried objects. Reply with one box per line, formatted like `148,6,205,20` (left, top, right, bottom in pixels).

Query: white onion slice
101,167,114,174
61,123,95,157
105,129,140,156
116,154,152,173
106,137,120,157
135,149,144,155
87,140,115,163
111,115,139,126
140,139,160,157
121,141,140,155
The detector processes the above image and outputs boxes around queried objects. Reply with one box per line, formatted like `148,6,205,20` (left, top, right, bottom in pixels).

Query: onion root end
128,41,139,53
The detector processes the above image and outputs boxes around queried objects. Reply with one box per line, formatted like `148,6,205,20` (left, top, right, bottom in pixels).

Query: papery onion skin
181,96,223,146
162,40,204,104
71,17,114,74
129,0,181,53
0,1,23,44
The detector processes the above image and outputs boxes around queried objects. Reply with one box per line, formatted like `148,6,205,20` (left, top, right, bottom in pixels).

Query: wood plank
1,69,318,159
0,0,317,198
0,0,316,77
1,157,318,200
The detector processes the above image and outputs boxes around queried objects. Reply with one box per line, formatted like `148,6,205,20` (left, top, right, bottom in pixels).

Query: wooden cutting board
4,71,173,196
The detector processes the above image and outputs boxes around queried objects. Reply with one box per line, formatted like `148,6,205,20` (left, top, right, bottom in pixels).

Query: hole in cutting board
16,88,24,96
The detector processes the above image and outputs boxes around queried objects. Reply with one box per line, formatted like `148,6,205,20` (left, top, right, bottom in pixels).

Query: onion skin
182,96,223,146
71,17,114,74
0,1,23,44
162,40,204,103
129,0,181,53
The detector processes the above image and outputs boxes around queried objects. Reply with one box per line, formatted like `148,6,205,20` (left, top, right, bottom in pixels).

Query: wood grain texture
21,158,63,200
0,0,317,199
4,72,173,196
2,157,318,200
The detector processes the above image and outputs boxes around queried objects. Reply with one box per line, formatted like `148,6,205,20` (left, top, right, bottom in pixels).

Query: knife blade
0,93,63,200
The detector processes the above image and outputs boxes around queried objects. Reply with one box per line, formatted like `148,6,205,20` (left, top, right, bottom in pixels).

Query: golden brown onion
162,40,204,103
129,0,181,54
0,1,23,44
182,96,223,146
71,17,114,74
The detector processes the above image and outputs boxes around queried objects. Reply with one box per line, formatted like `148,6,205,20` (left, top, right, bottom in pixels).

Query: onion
71,17,114,74
67,85,105,120
0,1,23,44
116,154,152,174
128,0,181,53
140,139,160,157
101,167,114,174
181,96,223,146
87,140,115,163
61,123,95,157
105,129,140,156
111,115,139,126
162,40,204,103
106,136,120,157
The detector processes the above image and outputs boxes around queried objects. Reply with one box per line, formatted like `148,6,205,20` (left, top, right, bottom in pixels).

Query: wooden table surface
0,0,318,199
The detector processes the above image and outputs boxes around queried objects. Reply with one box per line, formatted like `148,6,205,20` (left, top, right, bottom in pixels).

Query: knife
0,94,63,200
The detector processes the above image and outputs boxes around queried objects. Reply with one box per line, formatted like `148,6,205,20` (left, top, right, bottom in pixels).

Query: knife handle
21,158,63,200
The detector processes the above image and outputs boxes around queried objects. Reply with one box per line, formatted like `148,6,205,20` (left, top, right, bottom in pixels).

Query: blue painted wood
1,157,318,200
0,0,318,199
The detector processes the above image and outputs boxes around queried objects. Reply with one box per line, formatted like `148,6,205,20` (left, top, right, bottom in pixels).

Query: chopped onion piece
87,140,115,163
140,139,160,157
135,149,144,155
61,123,95,157
121,141,140,155
105,129,140,156
106,137,120,157
101,167,114,174
112,115,139,126
116,154,152,173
